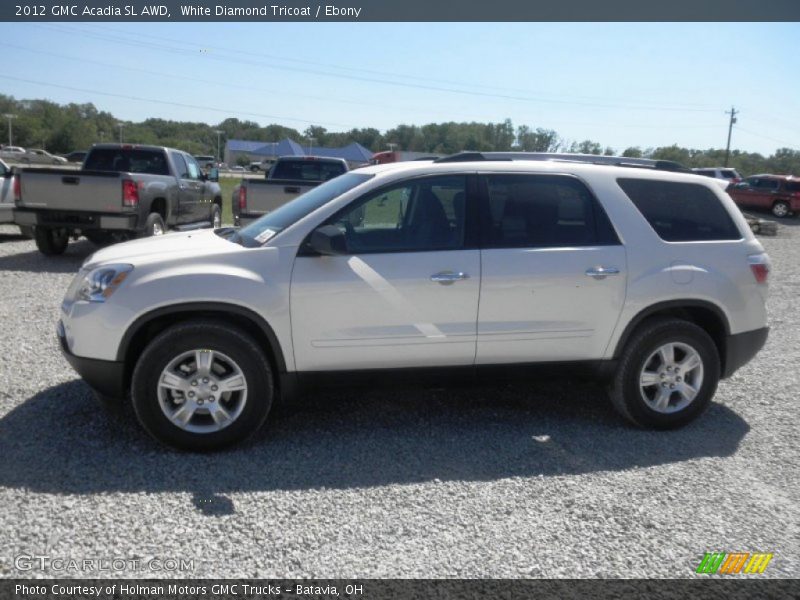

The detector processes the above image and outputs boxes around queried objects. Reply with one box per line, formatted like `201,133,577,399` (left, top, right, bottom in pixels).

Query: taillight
238,185,247,211
12,175,20,203
122,179,139,207
748,253,770,284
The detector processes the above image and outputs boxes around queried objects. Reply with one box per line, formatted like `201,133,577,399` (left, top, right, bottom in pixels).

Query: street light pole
214,130,223,163
118,123,124,143
3,114,16,146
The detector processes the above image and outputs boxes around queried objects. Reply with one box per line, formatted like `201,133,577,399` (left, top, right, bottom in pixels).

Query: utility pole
387,143,398,152
118,123,124,143
724,107,738,167
3,114,16,146
214,130,224,163
307,137,316,154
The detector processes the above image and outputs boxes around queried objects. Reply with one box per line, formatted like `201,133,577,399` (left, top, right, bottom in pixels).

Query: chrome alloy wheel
157,349,247,433
639,342,704,414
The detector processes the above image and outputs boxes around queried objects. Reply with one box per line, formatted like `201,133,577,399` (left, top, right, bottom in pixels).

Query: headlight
66,264,134,304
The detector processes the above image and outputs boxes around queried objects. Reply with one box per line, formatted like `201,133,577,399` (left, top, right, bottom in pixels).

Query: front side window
170,152,189,179
617,178,741,242
184,155,202,180
325,175,467,254
483,174,617,248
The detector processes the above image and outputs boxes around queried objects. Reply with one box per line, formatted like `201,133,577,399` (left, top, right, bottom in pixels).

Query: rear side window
617,178,741,242
271,160,346,181
483,174,618,248
84,148,170,175
786,181,800,193
720,170,738,179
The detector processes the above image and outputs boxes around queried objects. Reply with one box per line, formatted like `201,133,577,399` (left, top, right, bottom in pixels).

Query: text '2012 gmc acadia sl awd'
58,153,770,450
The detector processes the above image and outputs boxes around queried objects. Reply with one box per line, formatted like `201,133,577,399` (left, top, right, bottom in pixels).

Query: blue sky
0,22,798,154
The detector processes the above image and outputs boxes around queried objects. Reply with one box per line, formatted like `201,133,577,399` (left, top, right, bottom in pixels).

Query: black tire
609,318,720,429
131,320,274,451
143,212,166,237
18,225,33,239
210,202,222,229
33,227,69,256
772,200,790,218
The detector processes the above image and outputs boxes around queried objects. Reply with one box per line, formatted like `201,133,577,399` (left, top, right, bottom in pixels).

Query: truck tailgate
245,179,318,215
18,169,124,213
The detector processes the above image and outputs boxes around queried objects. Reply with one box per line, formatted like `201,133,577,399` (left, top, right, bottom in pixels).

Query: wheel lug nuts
197,399,204,405
661,383,667,387
676,376,682,382
209,396,215,402
669,384,675,389
191,380,197,386
203,378,209,384
211,385,218,391
188,391,195,398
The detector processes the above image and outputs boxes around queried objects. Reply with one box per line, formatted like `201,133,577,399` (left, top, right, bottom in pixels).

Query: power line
30,24,722,114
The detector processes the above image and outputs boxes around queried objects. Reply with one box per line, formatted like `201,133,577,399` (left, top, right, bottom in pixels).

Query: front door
290,174,480,371
476,174,627,363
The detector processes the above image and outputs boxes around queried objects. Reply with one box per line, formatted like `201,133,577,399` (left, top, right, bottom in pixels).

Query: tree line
1,94,797,176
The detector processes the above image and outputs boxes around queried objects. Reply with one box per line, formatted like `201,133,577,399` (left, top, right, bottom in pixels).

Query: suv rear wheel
772,200,790,218
131,320,274,450
609,318,720,429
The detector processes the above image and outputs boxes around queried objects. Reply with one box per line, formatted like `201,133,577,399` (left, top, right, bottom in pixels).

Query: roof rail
433,151,690,172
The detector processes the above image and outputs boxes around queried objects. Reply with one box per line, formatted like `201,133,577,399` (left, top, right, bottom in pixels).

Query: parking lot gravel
0,221,797,579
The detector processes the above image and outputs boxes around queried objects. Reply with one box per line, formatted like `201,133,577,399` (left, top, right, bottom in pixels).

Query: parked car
62,150,88,163
727,174,800,218
233,156,348,226
193,155,216,170
19,148,68,165
15,143,223,255
692,167,742,185
0,146,27,160
58,152,770,450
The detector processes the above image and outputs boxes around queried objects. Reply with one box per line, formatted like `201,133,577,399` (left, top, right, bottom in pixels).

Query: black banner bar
4,579,800,600
1,0,800,22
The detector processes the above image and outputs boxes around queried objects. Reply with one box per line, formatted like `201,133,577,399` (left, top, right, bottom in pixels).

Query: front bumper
58,320,126,399
15,208,137,231
722,326,769,378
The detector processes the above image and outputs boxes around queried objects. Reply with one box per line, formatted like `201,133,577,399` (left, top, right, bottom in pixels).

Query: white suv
58,153,770,450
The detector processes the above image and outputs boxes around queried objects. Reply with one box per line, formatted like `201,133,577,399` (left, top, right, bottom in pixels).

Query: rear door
169,152,203,224
476,174,626,363
290,174,480,371
184,154,212,222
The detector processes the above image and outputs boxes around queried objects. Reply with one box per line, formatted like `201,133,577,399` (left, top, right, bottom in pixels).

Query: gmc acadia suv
58,153,770,450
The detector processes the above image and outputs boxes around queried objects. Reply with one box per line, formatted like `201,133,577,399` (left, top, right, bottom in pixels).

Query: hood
85,229,241,268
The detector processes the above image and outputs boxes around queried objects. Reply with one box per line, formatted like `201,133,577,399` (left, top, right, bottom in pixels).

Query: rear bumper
58,320,126,399
722,326,769,378
15,208,138,231
0,203,13,223
235,212,263,227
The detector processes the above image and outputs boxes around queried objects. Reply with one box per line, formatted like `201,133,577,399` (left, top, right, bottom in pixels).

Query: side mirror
309,225,347,255
207,167,219,182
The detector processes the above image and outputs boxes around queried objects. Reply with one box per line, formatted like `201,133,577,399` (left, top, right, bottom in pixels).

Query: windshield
237,172,374,246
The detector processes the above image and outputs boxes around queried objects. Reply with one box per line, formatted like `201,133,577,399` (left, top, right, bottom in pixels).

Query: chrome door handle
585,266,620,279
430,271,470,285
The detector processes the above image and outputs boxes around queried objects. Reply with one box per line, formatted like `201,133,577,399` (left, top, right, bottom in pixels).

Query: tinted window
326,175,467,254
786,181,800,193
84,148,169,175
484,175,616,248
720,170,737,179
617,178,741,242
170,152,189,179
754,178,779,190
239,173,373,245
184,155,202,180
271,159,346,181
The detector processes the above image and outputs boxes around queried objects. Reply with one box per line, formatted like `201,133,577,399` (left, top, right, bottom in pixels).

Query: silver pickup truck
232,156,348,226
15,144,223,255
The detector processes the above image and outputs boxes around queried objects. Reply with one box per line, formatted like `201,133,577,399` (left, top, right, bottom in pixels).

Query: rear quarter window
617,178,742,242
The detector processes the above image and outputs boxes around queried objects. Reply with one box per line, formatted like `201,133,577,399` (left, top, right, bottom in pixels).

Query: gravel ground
0,221,797,579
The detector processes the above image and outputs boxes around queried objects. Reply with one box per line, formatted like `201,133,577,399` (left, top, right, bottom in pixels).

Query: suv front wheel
609,318,720,429
131,320,274,450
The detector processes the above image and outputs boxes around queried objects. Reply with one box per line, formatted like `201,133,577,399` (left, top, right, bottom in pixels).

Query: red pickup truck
727,174,800,218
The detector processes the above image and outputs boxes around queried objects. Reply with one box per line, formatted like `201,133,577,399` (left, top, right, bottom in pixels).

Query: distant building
224,138,374,168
